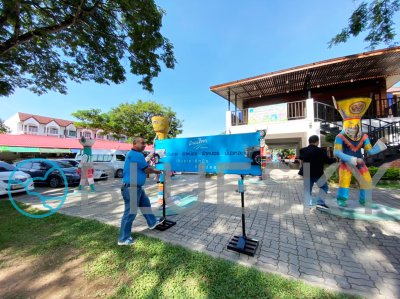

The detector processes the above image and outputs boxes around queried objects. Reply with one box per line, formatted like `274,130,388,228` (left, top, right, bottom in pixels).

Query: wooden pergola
210,47,400,104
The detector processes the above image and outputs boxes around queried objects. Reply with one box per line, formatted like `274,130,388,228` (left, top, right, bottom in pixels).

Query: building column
226,111,232,134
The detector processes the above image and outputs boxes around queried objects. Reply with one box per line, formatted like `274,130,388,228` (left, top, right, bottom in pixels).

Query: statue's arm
333,136,357,166
364,137,387,156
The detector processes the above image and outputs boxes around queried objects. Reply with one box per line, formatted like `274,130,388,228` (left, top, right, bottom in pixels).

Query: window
68,130,77,137
83,131,92,138
93,154,103,162
31,162,42,170
0,162,15,172
27,125,38,133
17,162,32,170
49,127,58,135
104,155,112,162
55,161,71,168
92,154,112,162
116,154,125,161
97,132,105,139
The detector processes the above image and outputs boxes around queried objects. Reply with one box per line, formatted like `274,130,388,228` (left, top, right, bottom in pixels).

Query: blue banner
155,132,261,175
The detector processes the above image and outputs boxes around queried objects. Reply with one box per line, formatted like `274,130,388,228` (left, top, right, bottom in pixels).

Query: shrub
327,166,399,183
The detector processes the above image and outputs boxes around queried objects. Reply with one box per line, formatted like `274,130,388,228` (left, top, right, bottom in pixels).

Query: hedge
328,166,400,184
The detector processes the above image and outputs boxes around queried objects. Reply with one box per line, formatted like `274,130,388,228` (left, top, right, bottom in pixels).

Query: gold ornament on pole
151,116,170,140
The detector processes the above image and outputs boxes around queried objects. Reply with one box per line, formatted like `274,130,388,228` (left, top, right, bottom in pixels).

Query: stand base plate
155,219,176,231
227,235,259,256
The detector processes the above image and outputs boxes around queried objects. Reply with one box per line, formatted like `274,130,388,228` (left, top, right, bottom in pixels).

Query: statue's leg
77,178,84,191
357,163,372,206
338,162,352,207
88,169,95,191
78,168,87,191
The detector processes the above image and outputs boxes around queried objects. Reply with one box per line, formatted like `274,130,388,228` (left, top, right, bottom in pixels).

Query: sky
0,0,396,137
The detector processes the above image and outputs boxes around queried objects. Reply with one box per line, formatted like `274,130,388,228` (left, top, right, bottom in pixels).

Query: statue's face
79,136,95,147
344,119,361,141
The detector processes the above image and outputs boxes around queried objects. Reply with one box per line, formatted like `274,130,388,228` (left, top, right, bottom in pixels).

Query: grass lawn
0,199,359,299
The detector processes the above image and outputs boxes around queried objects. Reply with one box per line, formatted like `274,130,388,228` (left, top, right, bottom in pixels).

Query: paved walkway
10,171,400,299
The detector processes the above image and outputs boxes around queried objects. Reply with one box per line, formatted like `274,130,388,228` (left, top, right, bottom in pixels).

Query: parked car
143,149,166,164
0,161,34,196
15,159,80,188
58,159,109,181
75,150,126,178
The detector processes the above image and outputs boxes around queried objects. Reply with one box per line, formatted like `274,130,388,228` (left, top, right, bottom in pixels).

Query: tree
324,133,336,145
329,0,400,49
0,118,9,133
0,0,176,96
72,100,183,142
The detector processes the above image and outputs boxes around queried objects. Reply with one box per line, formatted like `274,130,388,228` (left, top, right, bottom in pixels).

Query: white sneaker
117,238,135,245
149,217,166,230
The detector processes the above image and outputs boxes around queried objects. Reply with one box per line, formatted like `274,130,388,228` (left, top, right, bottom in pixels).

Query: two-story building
210,47,400,160
4,112,128,142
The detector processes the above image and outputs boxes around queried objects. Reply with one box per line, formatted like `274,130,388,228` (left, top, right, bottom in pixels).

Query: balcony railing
231,109,248,126
230,98,400,127
288,100,307,120
314,102,341,122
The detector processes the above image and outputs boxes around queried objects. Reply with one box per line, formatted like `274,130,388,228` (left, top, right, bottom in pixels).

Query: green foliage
368,166,400,180
0,118,9,133
72,100,183,141
329,0,400,49
0,200,358,299
281,148,296,158
325,134,336,145
0,0,176,96
328,166,400,183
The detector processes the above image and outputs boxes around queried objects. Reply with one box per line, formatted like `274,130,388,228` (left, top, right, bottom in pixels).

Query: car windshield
0,161,15,172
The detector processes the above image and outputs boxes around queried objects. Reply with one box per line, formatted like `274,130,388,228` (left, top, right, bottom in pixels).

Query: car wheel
115,169,123,178
49,176,61,188
252,152,261,165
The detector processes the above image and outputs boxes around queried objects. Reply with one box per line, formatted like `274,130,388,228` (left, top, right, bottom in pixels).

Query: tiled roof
18,112,74,127
0,134,133,150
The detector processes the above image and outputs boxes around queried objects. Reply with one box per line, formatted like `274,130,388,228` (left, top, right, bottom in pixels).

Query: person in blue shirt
118,137,165,245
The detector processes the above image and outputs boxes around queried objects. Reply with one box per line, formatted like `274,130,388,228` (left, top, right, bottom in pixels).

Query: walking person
118,137,165,245
299,135,337,209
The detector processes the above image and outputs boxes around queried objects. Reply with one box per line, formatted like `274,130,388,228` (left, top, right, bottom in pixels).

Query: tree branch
13,0,21,42
0,1,101,56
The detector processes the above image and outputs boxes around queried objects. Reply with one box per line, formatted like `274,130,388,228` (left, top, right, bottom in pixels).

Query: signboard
155,132,261,175
248,103,287,125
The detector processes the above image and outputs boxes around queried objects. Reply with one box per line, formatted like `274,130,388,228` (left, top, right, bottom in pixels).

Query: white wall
4,113,20,134
228,119,320,148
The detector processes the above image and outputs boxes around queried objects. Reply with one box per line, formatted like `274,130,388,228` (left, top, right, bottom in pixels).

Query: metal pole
240,174,246,237
162,174,166,218
228,88,231,111
235,94,238,126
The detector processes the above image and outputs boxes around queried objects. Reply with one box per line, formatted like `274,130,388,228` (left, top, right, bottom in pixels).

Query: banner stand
227,175,259,256
155,172,176,231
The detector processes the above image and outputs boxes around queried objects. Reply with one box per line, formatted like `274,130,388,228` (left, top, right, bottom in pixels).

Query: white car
0,161,34,196
58,159,109,181
75,150,126,178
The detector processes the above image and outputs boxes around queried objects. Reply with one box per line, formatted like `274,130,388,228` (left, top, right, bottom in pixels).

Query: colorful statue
77,136,95,192
333,97,387,207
